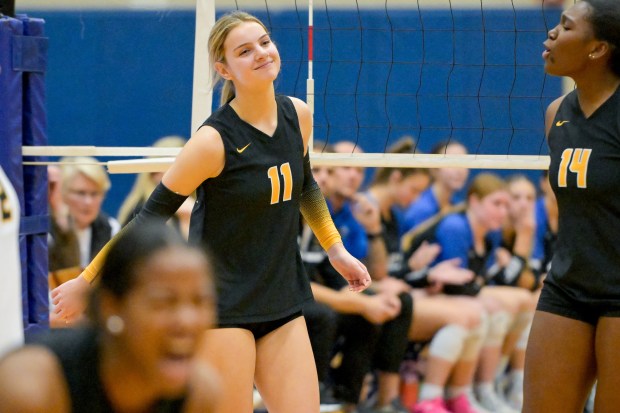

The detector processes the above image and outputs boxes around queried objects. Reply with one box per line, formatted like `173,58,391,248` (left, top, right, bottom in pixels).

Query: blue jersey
419,212,497,295
434,213,473,268
402,188,440,232
330,200,368,261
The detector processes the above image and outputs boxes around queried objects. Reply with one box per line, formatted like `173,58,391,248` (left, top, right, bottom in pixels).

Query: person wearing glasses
48,156,120,326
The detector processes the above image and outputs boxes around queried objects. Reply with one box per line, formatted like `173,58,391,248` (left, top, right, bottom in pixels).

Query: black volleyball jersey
546,87,620,303
40,328,186,413
190,95,313,324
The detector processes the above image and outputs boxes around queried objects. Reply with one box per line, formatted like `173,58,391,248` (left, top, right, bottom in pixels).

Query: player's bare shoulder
288,96,312,150
0,346,70,413
545,94,568,137
162,125,226,195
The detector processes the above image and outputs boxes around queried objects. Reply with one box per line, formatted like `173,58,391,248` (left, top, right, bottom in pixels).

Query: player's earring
106,315,125,335
589,53,595,59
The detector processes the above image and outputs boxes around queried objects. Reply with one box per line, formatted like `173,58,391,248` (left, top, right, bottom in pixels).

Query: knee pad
461,312,489,360
510,311,533,336
485,311,512,347
428,324,468,363
516,320,532,350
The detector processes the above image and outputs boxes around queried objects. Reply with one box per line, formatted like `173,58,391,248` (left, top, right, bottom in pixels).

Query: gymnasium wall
18,4,562,216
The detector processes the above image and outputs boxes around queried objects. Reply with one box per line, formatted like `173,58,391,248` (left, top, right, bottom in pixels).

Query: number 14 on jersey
558,148,591,188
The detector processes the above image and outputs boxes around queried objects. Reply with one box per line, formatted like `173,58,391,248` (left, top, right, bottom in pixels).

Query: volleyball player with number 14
524,1,620,412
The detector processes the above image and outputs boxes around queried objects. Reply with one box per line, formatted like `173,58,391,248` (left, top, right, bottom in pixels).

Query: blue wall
30,7,562,216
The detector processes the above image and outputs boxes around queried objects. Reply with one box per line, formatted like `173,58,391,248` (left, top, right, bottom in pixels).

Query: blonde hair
466,172,507,203
117,135,187,224
208,11,269,106
60,156,110,194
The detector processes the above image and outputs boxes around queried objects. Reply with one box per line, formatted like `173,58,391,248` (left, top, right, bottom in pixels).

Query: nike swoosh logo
236,143,252,153
555,120,570,126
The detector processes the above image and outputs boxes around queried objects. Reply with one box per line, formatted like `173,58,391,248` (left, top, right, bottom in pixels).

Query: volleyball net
19,0,566,173
223,0,565,171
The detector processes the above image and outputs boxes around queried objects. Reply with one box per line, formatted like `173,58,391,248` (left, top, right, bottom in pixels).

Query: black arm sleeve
135,182,189,223
82,182,188,282
302,151,317,194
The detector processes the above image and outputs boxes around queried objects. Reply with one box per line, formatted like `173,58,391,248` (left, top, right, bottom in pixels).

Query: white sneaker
495,373,511,398
475,386,519,413
504,377,523,411
464,390,493,413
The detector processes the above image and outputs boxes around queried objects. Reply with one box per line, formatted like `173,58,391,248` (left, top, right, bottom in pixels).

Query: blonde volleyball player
51,11,370,413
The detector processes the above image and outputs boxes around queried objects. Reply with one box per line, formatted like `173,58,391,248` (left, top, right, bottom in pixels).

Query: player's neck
432,184,453,208
466,209,488,245
574,71,620,118
229,86,276,122
329,193,346,212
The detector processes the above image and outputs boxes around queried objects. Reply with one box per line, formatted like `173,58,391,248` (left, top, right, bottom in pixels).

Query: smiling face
542,2,599,76
105,246,216,397
215,21,281,90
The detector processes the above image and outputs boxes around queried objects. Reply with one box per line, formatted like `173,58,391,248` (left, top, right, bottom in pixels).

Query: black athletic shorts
218,311,304,340
537,280,620,325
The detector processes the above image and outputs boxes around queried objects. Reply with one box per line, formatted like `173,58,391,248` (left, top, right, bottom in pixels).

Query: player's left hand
327,242,371,292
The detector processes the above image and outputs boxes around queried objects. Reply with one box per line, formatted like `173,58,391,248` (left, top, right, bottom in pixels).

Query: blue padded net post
18,14,49,337
0,14,50,339
0,15,27,334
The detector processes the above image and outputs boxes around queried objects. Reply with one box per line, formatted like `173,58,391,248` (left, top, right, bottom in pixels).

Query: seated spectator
404,173,533,413
303,141,413,413
532,169,558,281
491,174,541,410
402,140,469,232
48,157,120,300
366,138,489,413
